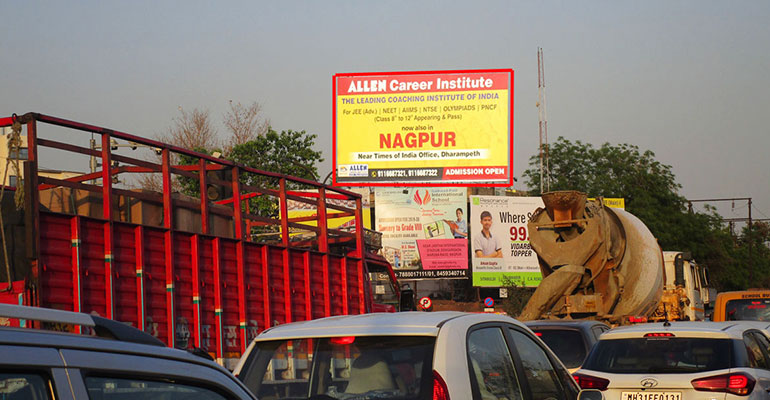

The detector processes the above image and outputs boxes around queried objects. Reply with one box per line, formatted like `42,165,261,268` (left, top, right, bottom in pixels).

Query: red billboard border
332,68,514,188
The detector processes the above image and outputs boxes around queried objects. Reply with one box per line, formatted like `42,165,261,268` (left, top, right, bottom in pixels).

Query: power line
752,204,770,219
687,197,755,281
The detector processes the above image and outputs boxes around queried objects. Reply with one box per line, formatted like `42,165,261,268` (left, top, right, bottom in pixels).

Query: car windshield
533,329,586,369
725,299,770,321
582,337,733,374
239,336,435,400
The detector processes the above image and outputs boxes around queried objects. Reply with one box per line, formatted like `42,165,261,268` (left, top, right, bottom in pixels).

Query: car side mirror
399,288,416,311
578,389,604,400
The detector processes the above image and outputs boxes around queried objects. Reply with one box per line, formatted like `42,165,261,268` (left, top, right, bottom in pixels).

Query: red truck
0,113,410,367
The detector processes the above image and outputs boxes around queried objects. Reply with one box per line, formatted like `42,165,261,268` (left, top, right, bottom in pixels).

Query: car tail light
534,332,543,337
330,336,355,345
628,316,648,323
572,373,609,391
691,372,756,396
644,333,675,338
433,370,450,400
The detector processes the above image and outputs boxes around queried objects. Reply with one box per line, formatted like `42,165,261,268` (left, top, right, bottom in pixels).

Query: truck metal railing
0,113,369,363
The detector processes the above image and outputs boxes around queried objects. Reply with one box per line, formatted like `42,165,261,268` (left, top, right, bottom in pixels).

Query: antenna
537,47,551,192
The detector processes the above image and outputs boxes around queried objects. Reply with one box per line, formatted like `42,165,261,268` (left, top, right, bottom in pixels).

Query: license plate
621,392,681,400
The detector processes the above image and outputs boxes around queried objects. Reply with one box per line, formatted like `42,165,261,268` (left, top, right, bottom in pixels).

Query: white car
574,321,770,399
234,311,583,400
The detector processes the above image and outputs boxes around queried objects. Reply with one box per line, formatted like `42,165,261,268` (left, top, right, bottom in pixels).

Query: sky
2,1,769,223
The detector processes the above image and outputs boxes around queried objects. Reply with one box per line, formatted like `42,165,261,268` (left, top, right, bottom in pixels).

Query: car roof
255,311,520,341
524,320,608,329
599,321,766,340
0,326,226,371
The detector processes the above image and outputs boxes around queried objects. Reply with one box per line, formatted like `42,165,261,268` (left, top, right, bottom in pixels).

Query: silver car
234,311,584,400
574,321,770,399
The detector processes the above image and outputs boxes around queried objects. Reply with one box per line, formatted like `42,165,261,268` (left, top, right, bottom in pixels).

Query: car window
85,376,229,400
507,328,563,400
0,372,52,400
533,329,586,369
725,299,770,321
743,333,769,369
751,331,770,369
240,336,434,400
467,327,523,400
591,326,605,340
583,337,733,373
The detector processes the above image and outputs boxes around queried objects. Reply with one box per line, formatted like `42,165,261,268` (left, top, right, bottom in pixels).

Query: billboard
333,69,513,186
375,187,468,279
470,196,544,287
588,197,625,209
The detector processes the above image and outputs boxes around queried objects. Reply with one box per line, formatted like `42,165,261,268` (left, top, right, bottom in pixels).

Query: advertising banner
470,196,544,287
588,197,625,209
333,69,513,186
375,187,468,279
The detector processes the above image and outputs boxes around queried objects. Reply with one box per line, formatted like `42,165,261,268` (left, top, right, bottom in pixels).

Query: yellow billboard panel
333,70,513,186
588,197,626,209
284,188,372,234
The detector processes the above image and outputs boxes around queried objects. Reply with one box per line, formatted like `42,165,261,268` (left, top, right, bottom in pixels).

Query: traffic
1,113,768,399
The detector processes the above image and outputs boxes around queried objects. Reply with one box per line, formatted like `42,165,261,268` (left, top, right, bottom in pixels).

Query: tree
137,107,218,192
223,101,269,152
164,107,219,150
522,137,752,290
227,128,324,218
724,222,770,290
138,104,323,233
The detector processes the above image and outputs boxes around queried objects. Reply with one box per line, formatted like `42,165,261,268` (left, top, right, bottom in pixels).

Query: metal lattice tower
537,47,551,192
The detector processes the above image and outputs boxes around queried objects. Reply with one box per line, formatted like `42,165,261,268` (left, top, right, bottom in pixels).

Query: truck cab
662,251,710,321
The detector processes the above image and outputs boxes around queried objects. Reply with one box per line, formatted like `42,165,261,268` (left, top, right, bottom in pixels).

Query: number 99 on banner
510,226,529,241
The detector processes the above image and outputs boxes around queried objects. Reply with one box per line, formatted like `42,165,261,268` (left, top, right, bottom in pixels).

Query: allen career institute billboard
333,69,513,186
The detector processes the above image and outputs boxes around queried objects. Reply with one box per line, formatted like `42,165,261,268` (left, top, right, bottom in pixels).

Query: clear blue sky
2,1,769,221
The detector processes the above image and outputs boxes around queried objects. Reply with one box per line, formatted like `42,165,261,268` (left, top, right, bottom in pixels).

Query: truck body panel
0,113,397,367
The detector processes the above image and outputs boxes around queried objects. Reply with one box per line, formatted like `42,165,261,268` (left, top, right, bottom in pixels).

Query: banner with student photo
375,187,468,279
470,196,544,287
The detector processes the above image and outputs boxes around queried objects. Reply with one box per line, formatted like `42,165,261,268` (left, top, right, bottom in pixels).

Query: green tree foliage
499,278,535,318
228,128,323,184
226,128,324,218
522,137,764,290
725,222,770,289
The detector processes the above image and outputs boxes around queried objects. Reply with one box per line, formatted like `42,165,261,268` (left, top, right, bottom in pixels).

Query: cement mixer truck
519,191,710,325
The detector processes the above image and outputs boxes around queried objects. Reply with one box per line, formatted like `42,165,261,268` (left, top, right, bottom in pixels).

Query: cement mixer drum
520,191,663,323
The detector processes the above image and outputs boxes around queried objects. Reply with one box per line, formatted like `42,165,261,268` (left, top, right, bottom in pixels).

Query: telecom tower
537,47,551,192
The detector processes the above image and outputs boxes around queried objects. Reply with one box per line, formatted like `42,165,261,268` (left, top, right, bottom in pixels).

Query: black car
0,303,256,400
524,320,610,372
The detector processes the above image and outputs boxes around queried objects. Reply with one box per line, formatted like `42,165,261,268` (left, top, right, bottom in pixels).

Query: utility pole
537,47,550,193
749,197,754,282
